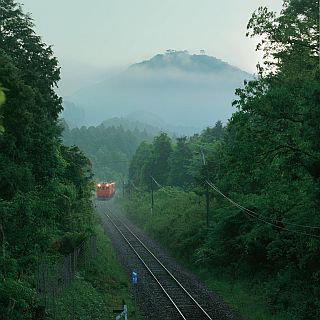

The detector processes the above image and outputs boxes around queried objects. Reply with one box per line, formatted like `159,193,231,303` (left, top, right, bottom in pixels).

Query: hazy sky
20,0,283,95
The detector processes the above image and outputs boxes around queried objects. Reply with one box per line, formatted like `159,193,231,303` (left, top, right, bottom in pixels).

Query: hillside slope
64,51,252,128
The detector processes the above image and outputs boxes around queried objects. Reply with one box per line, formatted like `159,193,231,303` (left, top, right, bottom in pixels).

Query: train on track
96,182,116,200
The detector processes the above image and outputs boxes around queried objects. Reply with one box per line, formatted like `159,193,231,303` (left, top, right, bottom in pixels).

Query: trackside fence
36,235,97,319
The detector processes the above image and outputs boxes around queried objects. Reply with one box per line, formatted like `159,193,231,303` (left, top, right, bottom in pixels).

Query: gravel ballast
95,200,245,320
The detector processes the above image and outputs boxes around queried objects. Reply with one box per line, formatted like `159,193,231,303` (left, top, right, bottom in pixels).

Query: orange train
96,182,116,200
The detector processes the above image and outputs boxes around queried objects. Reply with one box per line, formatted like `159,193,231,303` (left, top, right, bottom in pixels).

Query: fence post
36,236,97,318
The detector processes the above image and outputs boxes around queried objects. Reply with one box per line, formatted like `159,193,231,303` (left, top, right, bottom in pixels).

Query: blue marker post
131,269,138,285
131,269,138,319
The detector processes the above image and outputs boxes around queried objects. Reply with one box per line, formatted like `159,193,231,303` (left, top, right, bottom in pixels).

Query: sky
20,0,284,95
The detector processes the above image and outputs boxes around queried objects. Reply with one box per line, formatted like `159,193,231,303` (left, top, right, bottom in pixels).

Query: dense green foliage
0,1,95,318
0,85,5,134
117,193,289,320
63,123,153,183
101,117,163,136
52,224,141,320
128,123,224,190
125,1,320,318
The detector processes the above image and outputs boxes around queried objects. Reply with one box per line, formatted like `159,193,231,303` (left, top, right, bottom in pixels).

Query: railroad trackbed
100,205,244,320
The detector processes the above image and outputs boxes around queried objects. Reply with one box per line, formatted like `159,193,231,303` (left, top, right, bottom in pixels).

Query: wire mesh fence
36,235,97,319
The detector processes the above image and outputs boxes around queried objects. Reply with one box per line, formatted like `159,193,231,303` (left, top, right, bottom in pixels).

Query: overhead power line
130,180,141,191
206,181,320,230
206,180,320,239
151,176,163,188
150,176,179,198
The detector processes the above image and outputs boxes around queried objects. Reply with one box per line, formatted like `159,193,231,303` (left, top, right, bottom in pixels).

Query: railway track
105,209,213,320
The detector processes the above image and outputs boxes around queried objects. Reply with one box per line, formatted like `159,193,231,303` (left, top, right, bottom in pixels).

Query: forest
0,1,100,318
62,122,153,183
122,1,320,319
1,0,319,319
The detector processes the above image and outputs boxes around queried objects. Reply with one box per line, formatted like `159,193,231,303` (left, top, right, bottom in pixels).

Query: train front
96,182,116,200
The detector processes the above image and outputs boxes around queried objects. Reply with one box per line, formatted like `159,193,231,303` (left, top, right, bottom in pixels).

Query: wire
207,181,320,230
130,180,140,191
151,176,163,188
206,180,320,239
150,176,178,198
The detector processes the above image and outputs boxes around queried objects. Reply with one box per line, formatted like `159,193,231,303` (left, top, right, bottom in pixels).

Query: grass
190,268,291,320
115,196,291,320
50,220,142,320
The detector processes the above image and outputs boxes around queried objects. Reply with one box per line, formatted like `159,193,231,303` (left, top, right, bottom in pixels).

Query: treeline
129,122,224,189
0,1,95,318
125,1,320,318
63,123,153,182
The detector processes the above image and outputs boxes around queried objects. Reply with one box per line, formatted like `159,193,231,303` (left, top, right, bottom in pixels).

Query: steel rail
105,209,213,320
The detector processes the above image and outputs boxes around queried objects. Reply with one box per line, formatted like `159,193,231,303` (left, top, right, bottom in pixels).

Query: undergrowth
51,219,141,319
115,195,293,320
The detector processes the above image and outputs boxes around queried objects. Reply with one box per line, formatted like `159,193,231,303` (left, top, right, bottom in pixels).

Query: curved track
105,209,213,319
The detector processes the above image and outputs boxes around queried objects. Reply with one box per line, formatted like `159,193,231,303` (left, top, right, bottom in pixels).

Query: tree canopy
0,1,95,318
126,1,320,318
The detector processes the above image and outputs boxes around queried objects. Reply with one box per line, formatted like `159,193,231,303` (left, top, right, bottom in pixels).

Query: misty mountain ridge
63,50,252,129
102,116,161,136
130,50,246,75
102,112,201,136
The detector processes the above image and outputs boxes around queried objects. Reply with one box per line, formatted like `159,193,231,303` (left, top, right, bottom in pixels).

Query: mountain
63,50,252,129
101,116,161,136
130,49,246,74
102,112,201,137
60,101,86,128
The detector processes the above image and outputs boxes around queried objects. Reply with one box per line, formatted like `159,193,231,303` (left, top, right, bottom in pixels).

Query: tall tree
0,1,94,318
129,142,154,188
211,1,320,317
167,137,193,187
151,132,172,185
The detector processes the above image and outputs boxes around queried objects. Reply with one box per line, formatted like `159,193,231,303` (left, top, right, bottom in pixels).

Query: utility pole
206,179,209,227
122,180,125,197
150,175,154,214
200,149,209,227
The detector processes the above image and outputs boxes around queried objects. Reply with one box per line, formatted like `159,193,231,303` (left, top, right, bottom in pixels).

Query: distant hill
63,123,153,182
102,116,161,136
130,50,246,74
102,112,201,136
63,50,252,129
60,101,86,128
